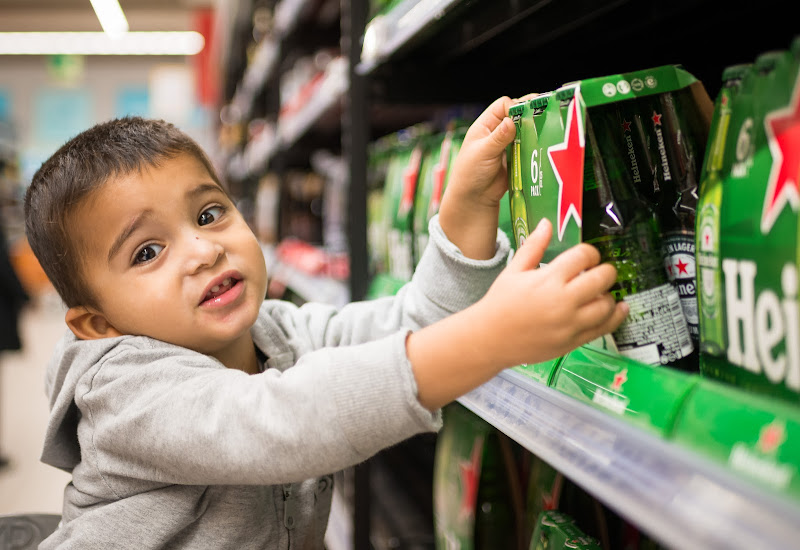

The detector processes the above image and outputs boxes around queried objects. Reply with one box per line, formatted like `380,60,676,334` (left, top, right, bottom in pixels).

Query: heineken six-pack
508,37,800,402
508,64,713,373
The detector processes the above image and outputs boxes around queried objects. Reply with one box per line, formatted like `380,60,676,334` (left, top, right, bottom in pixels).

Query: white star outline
761,72,800,234
547,85,586,242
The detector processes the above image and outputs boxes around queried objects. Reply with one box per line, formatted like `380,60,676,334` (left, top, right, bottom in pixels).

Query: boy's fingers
566,262,618,304
507,218,552,272
474,96,512,135
574,302,630,344
574,293,617,328
486,117,516,153
547,243,601,281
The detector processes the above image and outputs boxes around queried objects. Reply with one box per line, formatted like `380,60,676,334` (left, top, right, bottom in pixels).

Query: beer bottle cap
529,96,549,109
721,63,751,83
509,103,525,118
754,50,784,74
555,86,576,102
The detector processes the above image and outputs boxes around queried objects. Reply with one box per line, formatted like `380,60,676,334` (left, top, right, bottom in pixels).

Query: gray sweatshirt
39,217,510,549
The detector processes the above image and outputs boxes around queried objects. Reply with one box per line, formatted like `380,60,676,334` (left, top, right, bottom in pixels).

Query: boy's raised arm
408,95,629,411
437,95,520,260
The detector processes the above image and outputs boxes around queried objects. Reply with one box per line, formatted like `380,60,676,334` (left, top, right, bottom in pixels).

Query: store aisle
0,292,71,515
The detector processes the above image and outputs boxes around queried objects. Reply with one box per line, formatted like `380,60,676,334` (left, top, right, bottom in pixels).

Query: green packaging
530,510,602,550
433,403,517,550
551,344,698,437
696,41,800,403
673,378,800,501
382,125,431,281
413,125,466,265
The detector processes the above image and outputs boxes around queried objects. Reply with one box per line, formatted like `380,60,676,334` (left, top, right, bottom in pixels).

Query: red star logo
761,74,800,234
722,95,729,107
621,119,632,133
675,259,689,275
399,146,423,216
458,436,484,520
704,233,711,245
757,420,786,454
548,87,585,241
611,368,628,391
541,472,564,510
652,111,663,125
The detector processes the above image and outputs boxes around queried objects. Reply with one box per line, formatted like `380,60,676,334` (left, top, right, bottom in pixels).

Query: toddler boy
24,96,627,549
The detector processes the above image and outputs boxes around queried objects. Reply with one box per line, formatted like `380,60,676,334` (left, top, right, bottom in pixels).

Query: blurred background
0,0,219,518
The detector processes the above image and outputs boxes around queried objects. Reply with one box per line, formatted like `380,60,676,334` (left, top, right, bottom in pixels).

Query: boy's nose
187,234,224,273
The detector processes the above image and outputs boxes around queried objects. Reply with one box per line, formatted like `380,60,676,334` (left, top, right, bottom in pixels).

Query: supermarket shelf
458,369,800,550
274,0,308,38
277,57,349,150
227,58,347,180
229,38,280,120
226,125,278,181
357,0,465,74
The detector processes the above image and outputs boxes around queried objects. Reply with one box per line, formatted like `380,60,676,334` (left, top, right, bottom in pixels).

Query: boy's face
70,153,267,357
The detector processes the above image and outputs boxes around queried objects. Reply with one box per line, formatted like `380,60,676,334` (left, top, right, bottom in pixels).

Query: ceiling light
0,32,205,56
90,0,129,38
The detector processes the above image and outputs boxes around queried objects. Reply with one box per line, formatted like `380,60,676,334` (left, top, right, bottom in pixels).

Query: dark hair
24,116,222,308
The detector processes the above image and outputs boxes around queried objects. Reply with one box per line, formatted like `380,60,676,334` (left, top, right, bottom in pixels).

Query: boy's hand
438,96,522,260
408,218,629,410
474,218,629,368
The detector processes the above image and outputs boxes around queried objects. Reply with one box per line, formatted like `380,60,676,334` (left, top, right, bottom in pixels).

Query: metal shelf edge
457,369,800,550
277,66,349,148
358,0,465,74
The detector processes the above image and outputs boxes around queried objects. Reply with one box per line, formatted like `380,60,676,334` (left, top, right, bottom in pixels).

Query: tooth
211,285,220,292
223,278,231,286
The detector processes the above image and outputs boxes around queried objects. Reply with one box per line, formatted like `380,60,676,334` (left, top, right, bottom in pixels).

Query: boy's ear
65,306,124,340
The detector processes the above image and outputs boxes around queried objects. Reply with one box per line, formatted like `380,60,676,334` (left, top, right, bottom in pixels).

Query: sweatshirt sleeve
259,214,511,352
76,335,434,488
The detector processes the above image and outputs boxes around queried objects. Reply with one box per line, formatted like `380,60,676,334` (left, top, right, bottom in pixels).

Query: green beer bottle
696,64,749,358
473,430,518,550
655,87,708,357
580,96,696,371
613,83,708,362
509,103,531,248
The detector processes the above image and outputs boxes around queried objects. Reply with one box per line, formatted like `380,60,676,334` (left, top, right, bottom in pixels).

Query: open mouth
201,276,240,304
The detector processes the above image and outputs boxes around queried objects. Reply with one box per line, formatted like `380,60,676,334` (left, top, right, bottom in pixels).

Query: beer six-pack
697,39,800,403
507,39,800,404
508,64,714,373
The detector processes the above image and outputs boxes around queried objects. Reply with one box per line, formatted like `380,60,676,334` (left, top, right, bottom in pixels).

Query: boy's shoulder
52,330,219,381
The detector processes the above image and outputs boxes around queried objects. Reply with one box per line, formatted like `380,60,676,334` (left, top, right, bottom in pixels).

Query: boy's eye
134,243,164,264
198,206,224,226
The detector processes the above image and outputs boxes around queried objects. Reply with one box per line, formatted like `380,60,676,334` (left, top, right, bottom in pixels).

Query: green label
673,380,800,501
553,345,697,436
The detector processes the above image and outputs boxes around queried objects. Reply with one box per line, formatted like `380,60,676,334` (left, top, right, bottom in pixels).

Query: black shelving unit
219,0,800,548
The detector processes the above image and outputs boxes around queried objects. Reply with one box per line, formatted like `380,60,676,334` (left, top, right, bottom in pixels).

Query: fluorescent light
90,0,129,38
0,32,205,55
